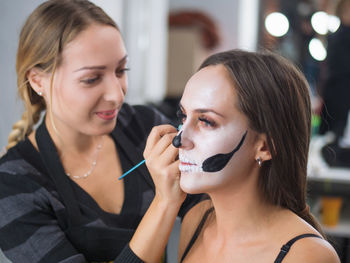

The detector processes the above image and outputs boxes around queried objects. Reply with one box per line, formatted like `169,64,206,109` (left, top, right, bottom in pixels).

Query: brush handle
118,159,146,180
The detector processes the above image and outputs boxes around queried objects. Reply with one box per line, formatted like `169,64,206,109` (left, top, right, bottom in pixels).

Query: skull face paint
201,130,247,172
173,128,248,173
177,65,257,194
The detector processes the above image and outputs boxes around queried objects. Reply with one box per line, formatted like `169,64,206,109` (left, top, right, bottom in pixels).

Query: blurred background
1,0,349,262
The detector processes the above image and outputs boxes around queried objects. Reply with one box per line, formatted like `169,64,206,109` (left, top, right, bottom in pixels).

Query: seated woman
145,49,340,262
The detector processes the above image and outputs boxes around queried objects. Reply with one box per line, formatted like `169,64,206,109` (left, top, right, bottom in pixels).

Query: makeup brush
118,159,145,180
118,125,182,180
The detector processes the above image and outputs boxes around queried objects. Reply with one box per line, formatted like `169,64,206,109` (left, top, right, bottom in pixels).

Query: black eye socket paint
201,130,248,172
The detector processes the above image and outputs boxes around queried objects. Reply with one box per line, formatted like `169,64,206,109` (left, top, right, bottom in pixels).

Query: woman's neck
206,178,281,243
44,115,99,155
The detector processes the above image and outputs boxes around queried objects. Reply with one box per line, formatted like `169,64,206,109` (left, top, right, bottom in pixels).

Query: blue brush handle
118,159,146,180
118,125,181,180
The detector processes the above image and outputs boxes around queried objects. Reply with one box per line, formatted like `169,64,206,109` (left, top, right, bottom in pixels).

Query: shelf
307,135,350,184
310,194,350,238
322,220,350,238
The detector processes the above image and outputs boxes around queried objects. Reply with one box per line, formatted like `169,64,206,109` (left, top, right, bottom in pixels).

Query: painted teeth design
179,164,203,173
179,155,197,164
179,155,203,173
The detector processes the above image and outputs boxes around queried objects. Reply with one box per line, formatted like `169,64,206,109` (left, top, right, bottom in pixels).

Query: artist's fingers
145,125,177,154
145,143,178,180
167,160,180,179
149,133,177,159
144,125,177,158
154,160,185,202
154,159,180,179
160,142,179,164
149,159,180,190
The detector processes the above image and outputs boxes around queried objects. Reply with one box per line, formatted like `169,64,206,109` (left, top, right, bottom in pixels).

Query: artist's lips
179,155,203,173
96,109,118,120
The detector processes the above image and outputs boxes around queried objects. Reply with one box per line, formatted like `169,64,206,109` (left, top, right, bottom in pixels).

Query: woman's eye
116,67,130,78
81,76,100,85
199,117,216,127
176,110,187,123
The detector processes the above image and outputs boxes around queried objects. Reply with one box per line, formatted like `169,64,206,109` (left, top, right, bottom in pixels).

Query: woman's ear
255,133,272,163
27,67,48,96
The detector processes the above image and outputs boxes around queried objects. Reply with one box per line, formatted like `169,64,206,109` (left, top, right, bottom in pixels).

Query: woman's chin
179,171,205,194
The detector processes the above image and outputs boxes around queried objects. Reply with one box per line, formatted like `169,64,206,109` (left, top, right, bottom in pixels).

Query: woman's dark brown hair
199,49,324,236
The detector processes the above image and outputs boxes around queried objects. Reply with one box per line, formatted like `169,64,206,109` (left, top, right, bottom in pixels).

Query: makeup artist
145,49,340,262
0,0,201,262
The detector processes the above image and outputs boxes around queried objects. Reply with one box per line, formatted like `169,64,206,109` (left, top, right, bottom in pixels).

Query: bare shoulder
178,199,212,259
283,236,340,263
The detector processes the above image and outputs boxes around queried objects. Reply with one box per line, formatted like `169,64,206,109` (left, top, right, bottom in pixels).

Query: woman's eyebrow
194,108,224,117
74,55,128,72
179,103,224,117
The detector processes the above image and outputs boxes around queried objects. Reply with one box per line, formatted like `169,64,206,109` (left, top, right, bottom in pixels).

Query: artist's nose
103,75,126,104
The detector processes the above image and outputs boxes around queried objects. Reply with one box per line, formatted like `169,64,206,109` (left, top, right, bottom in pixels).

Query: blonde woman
0,0,200,262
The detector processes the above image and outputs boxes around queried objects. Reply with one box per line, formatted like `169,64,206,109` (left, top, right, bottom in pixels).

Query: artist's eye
81,75,101,85
176,109,187,123
199,117,216,127
116,67,130,78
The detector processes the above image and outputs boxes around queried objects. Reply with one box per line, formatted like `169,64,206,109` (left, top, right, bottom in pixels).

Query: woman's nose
172,125,194,149
103,76,126,103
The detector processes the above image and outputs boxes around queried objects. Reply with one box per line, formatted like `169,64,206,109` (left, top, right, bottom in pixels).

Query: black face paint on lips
172,131,182,148
201,131,248,172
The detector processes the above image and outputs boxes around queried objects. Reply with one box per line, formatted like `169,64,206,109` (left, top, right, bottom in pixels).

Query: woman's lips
179,156,203,173
96,109,117,120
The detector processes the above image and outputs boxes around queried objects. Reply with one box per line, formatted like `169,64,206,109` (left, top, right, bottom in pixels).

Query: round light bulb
265,12,290,37
309,38,327,61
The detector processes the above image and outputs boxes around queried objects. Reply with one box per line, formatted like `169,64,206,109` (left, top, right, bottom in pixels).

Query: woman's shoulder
274,210,340,263
0,140,51,193
281,234,340,263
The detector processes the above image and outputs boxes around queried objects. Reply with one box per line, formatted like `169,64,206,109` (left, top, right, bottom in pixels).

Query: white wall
0,0,259,148
0,0,169,149
0,0,46,150
122,0,169,105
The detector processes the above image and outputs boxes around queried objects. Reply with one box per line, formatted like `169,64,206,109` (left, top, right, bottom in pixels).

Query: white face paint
178,65,257,194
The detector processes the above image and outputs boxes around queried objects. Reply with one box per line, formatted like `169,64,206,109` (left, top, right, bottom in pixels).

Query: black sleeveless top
180,208,322,263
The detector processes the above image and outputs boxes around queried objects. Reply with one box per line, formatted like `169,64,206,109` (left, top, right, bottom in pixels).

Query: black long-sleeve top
0,104,201,262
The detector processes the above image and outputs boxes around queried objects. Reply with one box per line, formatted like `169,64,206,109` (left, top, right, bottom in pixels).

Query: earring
257,157,262,167
37,91,43,96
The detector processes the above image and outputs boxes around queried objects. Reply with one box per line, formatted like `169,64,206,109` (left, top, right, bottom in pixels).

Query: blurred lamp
311,11,328,35
311,11,340,34
328,15,341,33
308,38,327,61
265,12,289,37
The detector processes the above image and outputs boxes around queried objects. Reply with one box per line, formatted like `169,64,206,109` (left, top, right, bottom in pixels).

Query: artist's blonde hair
7,0,118,149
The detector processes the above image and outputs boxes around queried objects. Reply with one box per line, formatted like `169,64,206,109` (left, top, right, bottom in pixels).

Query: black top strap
180,207,214,262
274,233,322,263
